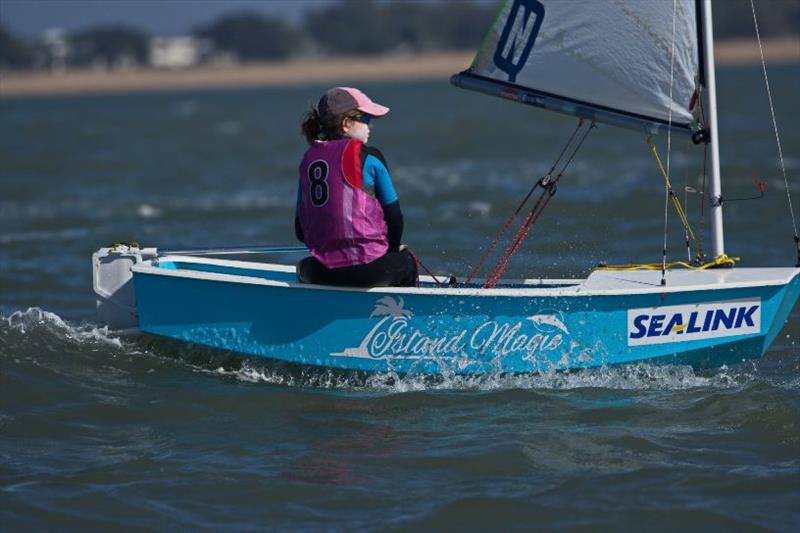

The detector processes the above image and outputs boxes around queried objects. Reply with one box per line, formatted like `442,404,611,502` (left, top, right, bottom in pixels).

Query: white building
149,37,204,69
41,28,70,73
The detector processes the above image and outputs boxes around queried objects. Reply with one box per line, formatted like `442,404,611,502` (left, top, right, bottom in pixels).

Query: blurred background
1,0,798,75
1,0,496,74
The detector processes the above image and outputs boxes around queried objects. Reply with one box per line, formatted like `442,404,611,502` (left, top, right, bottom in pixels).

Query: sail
452,0,700,135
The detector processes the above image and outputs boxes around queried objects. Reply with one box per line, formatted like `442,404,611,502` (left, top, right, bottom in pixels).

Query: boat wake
0,307,774,394
211,357,758,393
2,307,126,351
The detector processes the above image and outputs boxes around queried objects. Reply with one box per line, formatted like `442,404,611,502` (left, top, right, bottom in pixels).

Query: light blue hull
131,258,800,375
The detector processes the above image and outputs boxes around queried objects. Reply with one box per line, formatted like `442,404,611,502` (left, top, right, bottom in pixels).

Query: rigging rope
660,0,679,286
647,137,697,247
683,145,691,262
464,119,587,286
750,0,800,266
408,248,443,287
696,90,709,263
597,253,738,272
482,122,595,288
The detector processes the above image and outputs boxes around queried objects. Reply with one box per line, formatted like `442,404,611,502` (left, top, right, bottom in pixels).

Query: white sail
453,0,700,134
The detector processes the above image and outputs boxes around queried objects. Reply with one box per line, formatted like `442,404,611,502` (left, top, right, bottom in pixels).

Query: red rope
480,122,594,288
408,249,442,286
484,190,553,288
463,200,526,285
464,120,586,285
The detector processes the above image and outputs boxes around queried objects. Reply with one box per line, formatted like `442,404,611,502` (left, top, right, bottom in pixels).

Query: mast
702,0,725,258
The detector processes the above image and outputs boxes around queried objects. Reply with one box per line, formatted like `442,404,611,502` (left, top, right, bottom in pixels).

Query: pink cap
318,87,390,119
342,87,390,116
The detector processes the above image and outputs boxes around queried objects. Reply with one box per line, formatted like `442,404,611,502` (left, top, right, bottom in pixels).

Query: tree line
0,0,497,71
2,0,798,71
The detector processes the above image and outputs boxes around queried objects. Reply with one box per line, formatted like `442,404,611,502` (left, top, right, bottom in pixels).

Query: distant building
149,37,206,69
41,28,70,73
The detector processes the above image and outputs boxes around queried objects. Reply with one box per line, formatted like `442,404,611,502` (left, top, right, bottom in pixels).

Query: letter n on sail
493,0,545,83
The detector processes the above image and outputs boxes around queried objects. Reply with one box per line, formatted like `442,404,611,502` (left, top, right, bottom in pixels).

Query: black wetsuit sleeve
361,145,390,169
383,200,403,253
294,184,304,243
295,214,304,243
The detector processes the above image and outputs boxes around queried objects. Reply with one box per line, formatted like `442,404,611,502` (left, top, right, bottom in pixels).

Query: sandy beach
1,38,797,98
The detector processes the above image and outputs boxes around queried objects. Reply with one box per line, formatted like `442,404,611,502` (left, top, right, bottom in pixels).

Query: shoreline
1,38,797,98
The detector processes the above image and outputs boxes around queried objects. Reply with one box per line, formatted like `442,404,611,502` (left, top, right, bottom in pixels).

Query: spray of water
207,357,753,393
0,307,768,394
3,307,124,349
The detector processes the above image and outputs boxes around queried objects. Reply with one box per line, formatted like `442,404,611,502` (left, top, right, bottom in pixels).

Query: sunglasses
354,113,373,125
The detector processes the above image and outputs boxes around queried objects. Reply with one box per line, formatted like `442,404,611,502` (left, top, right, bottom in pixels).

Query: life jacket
298,139,389,269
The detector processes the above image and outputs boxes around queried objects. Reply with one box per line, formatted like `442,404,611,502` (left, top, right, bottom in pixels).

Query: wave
0,227,91,245
0,307,785,395
0,189,291,225
208,357,760,394
1,307,125,350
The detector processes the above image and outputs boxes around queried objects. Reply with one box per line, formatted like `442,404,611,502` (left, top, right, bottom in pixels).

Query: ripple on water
1,306,798,531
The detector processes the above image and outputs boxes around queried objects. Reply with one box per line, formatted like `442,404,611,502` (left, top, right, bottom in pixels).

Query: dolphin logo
527,313,569,334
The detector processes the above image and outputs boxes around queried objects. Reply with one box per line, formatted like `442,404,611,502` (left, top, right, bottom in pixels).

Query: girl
295,87,417,287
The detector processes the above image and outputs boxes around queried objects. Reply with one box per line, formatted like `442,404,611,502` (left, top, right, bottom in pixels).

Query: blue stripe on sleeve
363,154,398,206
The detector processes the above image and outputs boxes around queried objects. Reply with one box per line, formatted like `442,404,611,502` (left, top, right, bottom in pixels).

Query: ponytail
300,105,322,145
302,102,359,144
301,105,322,145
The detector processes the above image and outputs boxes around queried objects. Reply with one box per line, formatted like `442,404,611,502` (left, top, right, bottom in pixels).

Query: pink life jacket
298,139,389,269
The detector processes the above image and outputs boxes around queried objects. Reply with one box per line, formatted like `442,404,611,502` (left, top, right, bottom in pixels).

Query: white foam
2,307,123,349
209,357,752,393
2,309,756,393
167,190,289,212
137,204,163,218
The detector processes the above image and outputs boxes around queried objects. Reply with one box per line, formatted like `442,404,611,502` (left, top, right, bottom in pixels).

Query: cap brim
358,102,390,117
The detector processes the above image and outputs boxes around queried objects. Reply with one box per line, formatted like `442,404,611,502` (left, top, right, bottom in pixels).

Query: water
2,65,799,530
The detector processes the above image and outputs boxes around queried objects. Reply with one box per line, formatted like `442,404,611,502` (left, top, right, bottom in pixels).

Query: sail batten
455,0,700,135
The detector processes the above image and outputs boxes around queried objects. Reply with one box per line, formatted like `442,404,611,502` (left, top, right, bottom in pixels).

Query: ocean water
1,64,799,530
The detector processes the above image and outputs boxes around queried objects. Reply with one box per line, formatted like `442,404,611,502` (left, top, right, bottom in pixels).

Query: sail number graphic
494,0,545,83
307,160,329,207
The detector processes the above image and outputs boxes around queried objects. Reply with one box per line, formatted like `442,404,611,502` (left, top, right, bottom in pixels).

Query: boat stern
92,244,157,330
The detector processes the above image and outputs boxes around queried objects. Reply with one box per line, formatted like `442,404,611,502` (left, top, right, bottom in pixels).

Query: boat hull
130,258,800,374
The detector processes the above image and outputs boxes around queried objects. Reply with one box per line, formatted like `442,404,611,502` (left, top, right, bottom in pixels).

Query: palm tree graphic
370,296,413,320
332,297,413,358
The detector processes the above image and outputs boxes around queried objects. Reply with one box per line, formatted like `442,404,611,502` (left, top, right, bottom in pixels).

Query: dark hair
301,104,361,145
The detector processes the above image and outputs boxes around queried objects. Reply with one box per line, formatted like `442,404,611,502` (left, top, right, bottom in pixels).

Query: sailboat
92,0,799,375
